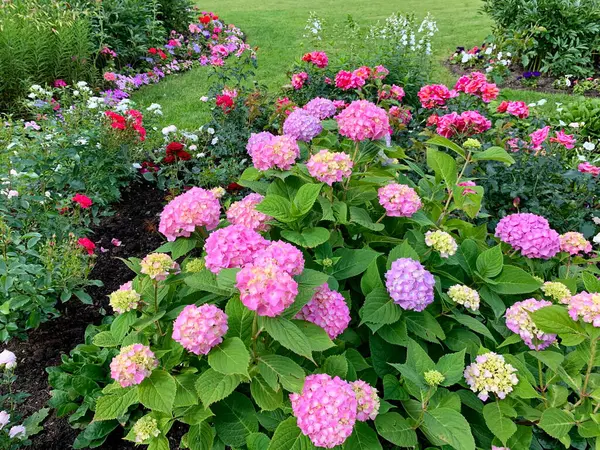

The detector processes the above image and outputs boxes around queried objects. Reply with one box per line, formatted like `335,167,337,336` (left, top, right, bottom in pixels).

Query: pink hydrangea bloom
564,292,600,327
351,380,380,421
253,240,305,276
455,72,499,102
378,183,422,217
559,232,592,255
497,101,529,119
335,70,365,90
110,344,158,387
246,131,274,157
290,374,357,448
529,126,550,151
236,262,298,316
417,84,458,109
226,193,272,232
495,213,560,259
336,100,390,141
458,181,477,195
385,258,435,311
436,111,491,138
550,130,576,149
296,284,350,339
303,97,337,120
204,225,268,273
172,304,228,355
306,150,353,185
159,187,221,241
579,162,600,176
291,72,308,90
251,135,300,171
283,109,323,142
505,298,556,350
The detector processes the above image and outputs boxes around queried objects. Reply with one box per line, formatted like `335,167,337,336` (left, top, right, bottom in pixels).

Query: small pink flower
417,84,458,109
103,72,117,82
550,130,576,149
291,72,309,90
296,284,350,339
579,162,600,176
529,126,551,151
111,238,122,247
458,181,477,195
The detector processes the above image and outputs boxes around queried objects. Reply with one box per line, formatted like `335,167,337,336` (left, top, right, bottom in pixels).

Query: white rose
0,411,9,430
211,137,219,145
0,350,16,370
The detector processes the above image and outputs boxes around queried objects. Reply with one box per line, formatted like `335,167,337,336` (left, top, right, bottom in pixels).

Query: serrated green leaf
138,370,176,414
195,369,241,407
208,337,250,377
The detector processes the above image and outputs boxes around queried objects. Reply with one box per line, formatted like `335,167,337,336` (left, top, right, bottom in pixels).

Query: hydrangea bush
48,91,600,450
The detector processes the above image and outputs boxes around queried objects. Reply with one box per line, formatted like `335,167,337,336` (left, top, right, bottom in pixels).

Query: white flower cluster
303,12,323,40
368,12,438,56
146,103,163,116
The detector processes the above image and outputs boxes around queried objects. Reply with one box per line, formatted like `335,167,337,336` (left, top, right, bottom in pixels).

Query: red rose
216,94,234,113
200,15,211,24
163,154,176,164
72,193,93,208
226,182,243,192
177,150,191,161
497,101,509,113
78,238,96,255
148,47,158,54
166,142,184,153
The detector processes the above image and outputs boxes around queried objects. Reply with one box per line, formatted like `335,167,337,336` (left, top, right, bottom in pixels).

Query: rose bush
48,91,600,450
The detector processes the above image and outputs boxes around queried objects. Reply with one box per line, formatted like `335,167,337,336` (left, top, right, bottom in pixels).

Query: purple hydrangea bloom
385,258,435,311
283,109,323,142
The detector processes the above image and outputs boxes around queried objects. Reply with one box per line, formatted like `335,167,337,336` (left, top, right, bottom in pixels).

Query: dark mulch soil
445,60,600,98
6,181,168,449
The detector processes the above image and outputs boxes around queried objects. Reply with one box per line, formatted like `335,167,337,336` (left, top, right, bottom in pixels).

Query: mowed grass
132,0,574,127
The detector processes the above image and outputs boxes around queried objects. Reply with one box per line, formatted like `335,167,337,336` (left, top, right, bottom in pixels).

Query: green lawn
132,0,574,128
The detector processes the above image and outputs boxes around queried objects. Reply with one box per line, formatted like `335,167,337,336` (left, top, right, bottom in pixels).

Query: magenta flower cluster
495,213,560,259
204,224,268,273
172,304,228,355
110,344,158,387
247,133,300,171
564,292,600,327
378,183,422,217
306,150,354,185
159,187,221,241
291,374,379,448
253,240,305,276
296,284,350,339
505,298,556,350
385,258,435,311
283,109,323,142
303,97,337,120
226,193,272,232
436,111,492,138
336,100,390,141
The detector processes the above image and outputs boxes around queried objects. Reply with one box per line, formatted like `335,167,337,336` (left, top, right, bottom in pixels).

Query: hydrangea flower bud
140,253,179,281
541,281,571,302
290,374,357,448
447,285,480,311
425,230,457,258
185,258,205,273
236,263,298,317
296,284,350,339
378,183,422,217
159,187,221,241
108,286,140,314
110,344,158,387
226,193,272,232
204,225,268,273
463,138,482,149
424,370,445,387
132,416,160,443
351,380,380,421
306,150,353,185
505,299,556,350
172,304,228,355
464,352,518,401
385,258,435,311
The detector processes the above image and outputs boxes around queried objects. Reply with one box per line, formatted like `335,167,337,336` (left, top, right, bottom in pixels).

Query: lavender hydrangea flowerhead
306,150,353,185
251,134,300,171
303,97,337,120
172,304,228,355
290,374,358,448
283,109,323,142
495,213,560,259
159,187,221,241
505,298,557,350
336,100,390,141
236,262,298,317
226,193,272,232
425,230,457,258
295,284,350,339
253,240,305,276
559,232,592,256
447,284,480,311
110,344,158,387
350,380,380,421
378,183,422,217
246,131,274,157
541,281,571,302
140,253,179,281
132,416,160,443
109,285,141,314
564,292,600,326
204,225,268,273
463,352,518,401
385,258,435,311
